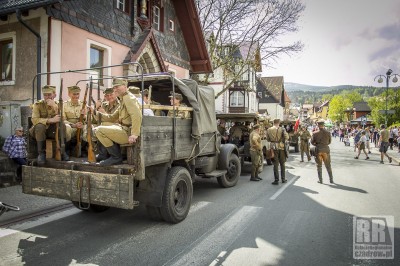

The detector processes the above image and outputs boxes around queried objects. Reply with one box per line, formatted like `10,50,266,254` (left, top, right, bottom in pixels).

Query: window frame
230,91,245,107
168,19,175,32
0,32,16,85
87,40,112,88
153,6,161,31
115,0,130,14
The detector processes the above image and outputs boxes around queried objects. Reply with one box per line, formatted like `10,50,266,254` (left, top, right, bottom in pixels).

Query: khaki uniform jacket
311,128,331,153
167,103,191,119
266,126,289,150
97,100,120,124
100,92,142,136
299,130,311,142
250,131,262,151
63,100,83,125
31,100,59,127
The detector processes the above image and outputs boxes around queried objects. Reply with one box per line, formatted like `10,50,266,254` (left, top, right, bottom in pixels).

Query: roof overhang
172,0,212,74
0,0,63,16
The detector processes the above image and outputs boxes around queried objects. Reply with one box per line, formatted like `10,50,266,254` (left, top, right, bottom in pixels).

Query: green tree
328,95,352,123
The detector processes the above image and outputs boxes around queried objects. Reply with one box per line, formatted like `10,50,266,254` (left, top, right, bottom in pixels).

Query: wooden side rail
142,104,193,112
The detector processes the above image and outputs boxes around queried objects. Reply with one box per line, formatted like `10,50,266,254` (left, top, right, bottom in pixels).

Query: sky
264,0,400,87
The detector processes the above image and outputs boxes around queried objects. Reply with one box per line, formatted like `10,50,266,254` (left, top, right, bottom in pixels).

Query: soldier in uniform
167,93,191,119
311,120,333,183
63,85,85,143
217,119,228,144
96,87,120,117
95,78,142,166
249,124,263,181
29,85,69,163
267,118,289,184
298,125,312,162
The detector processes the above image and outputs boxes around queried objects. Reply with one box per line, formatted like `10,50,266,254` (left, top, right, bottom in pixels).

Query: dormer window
153,6,160,31
116,0,130,13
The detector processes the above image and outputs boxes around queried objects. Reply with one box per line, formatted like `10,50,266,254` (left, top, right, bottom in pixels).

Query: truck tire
72,201,109,213
146,205,163,222
160,166,193,224
217,154,241,188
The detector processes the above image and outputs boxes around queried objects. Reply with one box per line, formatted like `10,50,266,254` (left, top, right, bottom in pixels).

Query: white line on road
269,176,299,200
165,205,262,266
0,208,81,238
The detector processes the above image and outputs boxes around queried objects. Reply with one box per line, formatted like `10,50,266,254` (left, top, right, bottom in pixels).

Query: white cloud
263,0,400,87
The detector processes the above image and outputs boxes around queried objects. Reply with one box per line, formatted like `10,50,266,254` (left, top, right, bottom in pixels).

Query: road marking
165,205,262,266
0,208,80,238
269,176,299,200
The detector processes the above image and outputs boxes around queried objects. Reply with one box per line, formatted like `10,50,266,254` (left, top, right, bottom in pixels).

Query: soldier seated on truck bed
94,78,142,166
29,85,69,163
167,92,191,119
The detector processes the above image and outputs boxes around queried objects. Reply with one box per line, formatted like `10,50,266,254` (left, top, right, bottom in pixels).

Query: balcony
229,106,249,113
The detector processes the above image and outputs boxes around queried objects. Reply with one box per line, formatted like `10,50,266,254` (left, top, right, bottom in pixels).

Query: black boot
99,143,123,166
96,142,108,162
250,168,260,181
37,141,46,164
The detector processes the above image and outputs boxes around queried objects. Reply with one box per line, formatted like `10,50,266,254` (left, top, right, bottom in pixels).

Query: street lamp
374,69,399,126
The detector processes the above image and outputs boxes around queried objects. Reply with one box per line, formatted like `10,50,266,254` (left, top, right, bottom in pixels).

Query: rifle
55,79,65,161
74,84,89,157
86,78,96,163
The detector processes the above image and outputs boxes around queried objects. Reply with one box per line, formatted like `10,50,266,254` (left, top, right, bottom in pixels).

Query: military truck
280,119,299,152
22,65,241,223
216,113,273,168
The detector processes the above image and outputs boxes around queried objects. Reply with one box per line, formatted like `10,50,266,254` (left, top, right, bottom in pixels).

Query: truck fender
218,144,239,170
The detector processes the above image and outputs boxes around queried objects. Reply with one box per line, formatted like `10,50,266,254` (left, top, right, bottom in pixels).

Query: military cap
112,78,127,87
104,87,114,94
317,119,325,125
128,86,141,95
273,118,280,124
169,93,183,101
42,85,56,94
68,85,81,93
253,124,260,130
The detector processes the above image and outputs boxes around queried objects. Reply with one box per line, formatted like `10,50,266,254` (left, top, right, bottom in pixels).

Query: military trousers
30,123,65,141
250,149,262,177
95,124,130,148
300,141,311,160
273,149,286,181
315,152,333,179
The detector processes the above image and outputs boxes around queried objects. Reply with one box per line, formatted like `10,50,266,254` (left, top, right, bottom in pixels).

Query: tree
328,95,352,123
196,0,305,98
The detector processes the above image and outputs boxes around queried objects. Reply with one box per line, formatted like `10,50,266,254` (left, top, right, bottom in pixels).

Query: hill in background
284,82,375,92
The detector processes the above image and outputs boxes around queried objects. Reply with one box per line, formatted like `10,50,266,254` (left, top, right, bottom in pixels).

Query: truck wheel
146,205,163,222
160,166,193,224
217,154,241,188
72,201,109,213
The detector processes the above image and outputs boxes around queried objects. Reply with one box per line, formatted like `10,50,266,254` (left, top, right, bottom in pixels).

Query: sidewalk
0,185,70,224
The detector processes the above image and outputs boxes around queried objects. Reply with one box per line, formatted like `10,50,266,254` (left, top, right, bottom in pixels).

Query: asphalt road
0,137,399,266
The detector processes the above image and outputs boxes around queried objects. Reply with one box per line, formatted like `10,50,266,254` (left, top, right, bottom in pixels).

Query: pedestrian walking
311,120,333,184
2,126,27,183
364,126,371,154
249,124,263,181
354,131,369,160
378,124,392,164
266,119,289,185
297,125,311,162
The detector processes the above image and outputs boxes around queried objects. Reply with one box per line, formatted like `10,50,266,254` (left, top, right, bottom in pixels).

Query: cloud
376,23,400,41
368,43,400,62
334,36,352,50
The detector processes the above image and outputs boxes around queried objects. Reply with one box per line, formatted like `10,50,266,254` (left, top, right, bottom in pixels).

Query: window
153,6,160,31
258,92,262,98
90,46,104,85
116,0,130,13
230,91,244,107
168,19,174,31
0,32,15,84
